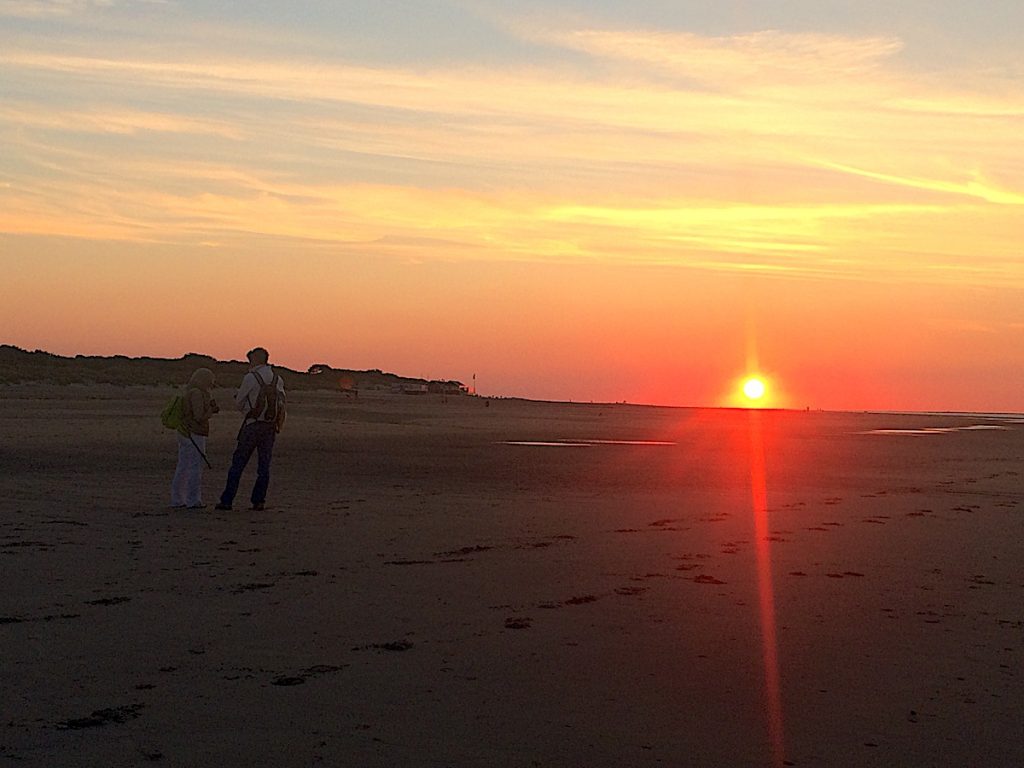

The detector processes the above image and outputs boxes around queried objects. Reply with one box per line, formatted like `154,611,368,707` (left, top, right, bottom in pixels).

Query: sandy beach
2,386,1022,767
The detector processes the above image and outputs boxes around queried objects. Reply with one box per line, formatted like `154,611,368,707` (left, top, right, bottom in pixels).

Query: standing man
215,347,285,511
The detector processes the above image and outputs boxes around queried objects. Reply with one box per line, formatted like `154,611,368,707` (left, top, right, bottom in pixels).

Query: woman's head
189,367,215,391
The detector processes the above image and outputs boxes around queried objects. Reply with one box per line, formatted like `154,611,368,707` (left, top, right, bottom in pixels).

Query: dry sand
2,386,1022,767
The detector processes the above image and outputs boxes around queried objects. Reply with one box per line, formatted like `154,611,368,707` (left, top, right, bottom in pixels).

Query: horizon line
2,343,1021,418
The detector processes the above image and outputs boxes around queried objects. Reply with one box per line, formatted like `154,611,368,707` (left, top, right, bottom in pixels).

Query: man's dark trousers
220,421,276,506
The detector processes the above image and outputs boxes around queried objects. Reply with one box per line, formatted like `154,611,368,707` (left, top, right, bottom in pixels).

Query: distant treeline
0,345,468,394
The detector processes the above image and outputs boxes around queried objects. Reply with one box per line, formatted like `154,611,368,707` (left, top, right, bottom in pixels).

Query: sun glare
743,377,766,402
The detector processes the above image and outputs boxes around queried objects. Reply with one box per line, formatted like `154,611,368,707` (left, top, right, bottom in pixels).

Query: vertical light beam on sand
748,410,786,767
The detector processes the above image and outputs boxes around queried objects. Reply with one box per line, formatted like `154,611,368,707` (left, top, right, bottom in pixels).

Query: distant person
170,367,219,509
215,347,285,511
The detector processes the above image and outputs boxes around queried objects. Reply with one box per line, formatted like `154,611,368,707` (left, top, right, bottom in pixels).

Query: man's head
247,347,269,368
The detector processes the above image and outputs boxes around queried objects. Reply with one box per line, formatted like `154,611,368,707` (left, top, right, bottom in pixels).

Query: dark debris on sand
353,641,414,652
58,704,144,730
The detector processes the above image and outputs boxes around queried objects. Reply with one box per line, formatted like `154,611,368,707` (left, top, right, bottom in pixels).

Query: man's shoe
251,502,265,511
214,503,232,511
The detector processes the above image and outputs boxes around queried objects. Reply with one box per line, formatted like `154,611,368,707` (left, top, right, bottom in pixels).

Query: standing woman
171,367,219,508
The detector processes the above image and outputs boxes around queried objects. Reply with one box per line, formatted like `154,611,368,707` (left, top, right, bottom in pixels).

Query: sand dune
2,387,1022,766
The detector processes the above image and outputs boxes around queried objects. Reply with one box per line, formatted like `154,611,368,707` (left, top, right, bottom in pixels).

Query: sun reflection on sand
748,410,786,767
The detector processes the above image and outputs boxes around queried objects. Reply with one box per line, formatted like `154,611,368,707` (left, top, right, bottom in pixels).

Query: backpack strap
245,369,267,421
183,386,199,423
269,372,285,432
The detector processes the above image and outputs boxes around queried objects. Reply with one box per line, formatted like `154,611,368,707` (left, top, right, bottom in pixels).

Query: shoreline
2,381,1021,421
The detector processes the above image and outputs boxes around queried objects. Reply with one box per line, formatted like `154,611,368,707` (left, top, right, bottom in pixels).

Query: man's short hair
247,347,269,365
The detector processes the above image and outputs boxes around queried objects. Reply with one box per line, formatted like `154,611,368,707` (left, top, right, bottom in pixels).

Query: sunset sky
2,0,1022,411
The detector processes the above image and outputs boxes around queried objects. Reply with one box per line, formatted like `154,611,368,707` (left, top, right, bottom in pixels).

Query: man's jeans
220,421,276,506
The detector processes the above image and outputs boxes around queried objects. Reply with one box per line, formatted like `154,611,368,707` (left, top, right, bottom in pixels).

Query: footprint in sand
231,582,277,593
57,704,143,730
85,596,131,606
614,586,647,597
352,641,414,652
693,574,726,585
648,519,687,531
698,513,730,523
564,595,599,605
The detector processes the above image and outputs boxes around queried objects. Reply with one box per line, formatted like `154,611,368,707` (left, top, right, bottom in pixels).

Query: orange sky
2,2,1022,411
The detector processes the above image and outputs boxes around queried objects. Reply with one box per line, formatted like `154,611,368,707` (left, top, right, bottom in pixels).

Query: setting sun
743,377,767,402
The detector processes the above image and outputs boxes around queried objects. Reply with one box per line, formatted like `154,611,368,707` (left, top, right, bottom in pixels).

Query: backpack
249,370,286,432
160,394,189,435
160,392,212,467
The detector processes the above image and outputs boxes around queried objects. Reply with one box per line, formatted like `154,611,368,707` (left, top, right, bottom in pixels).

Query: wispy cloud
810,160,1024,205
0,0,150,18
0,103,240,138
540,28,905,87
1,20,1022,286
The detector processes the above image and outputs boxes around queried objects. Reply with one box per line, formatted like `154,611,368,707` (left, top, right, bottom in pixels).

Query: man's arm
234,372,256,413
